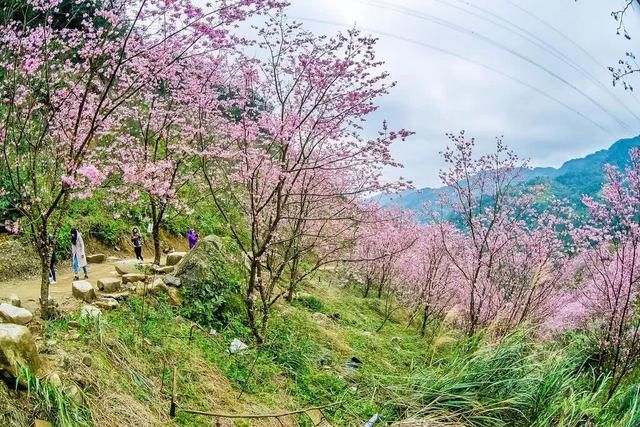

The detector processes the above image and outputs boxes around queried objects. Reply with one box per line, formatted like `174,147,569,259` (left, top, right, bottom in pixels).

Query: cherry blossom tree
108,54,228,264
352,208,417,299
435,132,532,334
0,0,280,317
490,206,576,332
200,14,410,344
399,223,457,337
434,133,573,335
573,148,640,397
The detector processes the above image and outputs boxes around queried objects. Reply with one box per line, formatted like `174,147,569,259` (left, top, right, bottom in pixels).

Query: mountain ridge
382,135,640,213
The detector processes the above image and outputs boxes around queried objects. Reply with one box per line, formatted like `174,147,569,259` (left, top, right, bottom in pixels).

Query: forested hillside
382,135,640,214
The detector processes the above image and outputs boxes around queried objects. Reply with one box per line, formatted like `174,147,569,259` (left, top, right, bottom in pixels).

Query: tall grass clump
394,330,640,426
15,367,93,427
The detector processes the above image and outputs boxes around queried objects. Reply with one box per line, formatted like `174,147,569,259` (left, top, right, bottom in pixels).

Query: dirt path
0,256,142,314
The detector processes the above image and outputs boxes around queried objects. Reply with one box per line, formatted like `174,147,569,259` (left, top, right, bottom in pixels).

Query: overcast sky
279,0,640,187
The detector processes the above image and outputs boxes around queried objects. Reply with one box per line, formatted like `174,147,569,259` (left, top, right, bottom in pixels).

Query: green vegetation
23,275,640,426
51,186,231,259
15,366,92,427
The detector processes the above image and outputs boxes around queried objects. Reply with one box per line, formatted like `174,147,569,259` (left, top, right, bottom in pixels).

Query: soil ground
0,249,166,314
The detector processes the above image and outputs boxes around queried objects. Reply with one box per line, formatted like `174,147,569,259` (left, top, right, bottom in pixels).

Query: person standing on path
131,227,144,261
187,229,199,250
71,229,88,280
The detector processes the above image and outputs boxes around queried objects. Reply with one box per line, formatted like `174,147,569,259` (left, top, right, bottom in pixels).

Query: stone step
72,280,96,303
97,277,121,293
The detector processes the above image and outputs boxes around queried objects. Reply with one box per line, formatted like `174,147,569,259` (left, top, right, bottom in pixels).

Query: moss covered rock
176,235,244,326
0,324,41,379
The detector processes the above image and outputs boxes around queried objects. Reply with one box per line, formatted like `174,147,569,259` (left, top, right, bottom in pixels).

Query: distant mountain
382,135,640,215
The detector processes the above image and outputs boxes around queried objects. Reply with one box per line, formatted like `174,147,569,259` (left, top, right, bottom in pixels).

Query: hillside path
0,252,165,314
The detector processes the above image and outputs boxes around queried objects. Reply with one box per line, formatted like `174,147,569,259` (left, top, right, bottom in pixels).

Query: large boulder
166,252,187,266
0,324,40,378
174,235,229,286
175,235,243,324
86,254,106,264
0,303,32,325
72,281,96,303
97,277,121,293
114,259,144,275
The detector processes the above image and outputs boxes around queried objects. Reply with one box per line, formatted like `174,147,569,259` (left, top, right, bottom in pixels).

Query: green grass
15,366,92,427
32,275,640,426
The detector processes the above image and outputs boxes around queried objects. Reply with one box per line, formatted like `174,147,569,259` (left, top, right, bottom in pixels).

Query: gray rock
166,252,187,266
94,298,118,310
152,265,175,274
97,277,121,293
163,275,181,287
48,372,62,388
0,324,41,377
82,355,92,367
64,384,84,405
80,305,101,320
0,303,32,325
86,254,106,264
311,312,329,323
174,235,234,289
72,281,96,303
122,273,145,284
108,291,130,301
114,259,144,275
229,338,249,354
8,294,21,307
136,279,167,296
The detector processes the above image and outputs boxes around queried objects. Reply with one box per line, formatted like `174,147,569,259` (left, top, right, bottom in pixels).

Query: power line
353,0,633,132
446,0,640,125
293,15,613,135
503,0,609,71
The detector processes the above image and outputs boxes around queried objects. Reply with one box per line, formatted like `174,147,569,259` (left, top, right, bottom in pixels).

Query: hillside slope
0,274,444,426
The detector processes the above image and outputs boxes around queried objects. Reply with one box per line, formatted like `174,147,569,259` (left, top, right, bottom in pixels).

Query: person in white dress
71,229,88,280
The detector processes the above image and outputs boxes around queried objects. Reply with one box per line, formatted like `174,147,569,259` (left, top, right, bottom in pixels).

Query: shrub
179,255,244,327
293,293,324,312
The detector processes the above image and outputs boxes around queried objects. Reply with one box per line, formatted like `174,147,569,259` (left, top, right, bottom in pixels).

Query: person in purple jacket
187,229,199,250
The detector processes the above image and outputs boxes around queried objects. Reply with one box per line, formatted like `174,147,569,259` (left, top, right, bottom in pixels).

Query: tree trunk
285,255,300,302
152,221,161,265
421,304,430,337
150,200,162,265
39,252,52,319
363,276,371,298
38,224,52,319
246,259,264,345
